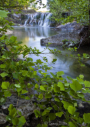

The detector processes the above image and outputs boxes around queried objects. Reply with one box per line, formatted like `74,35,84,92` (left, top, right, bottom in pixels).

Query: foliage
0,0,33,10
6,104,26,127
48,0,89,25
0,0,90,127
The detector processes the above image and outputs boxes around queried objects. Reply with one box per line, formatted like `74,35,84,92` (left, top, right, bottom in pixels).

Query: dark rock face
78,26,90,47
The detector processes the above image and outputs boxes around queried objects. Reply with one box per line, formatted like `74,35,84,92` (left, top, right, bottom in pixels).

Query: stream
11,26,90,81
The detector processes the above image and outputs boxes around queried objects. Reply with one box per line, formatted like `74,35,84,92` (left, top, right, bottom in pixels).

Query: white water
24,13,52,27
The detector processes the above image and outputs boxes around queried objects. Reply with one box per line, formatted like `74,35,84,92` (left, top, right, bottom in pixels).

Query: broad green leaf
0,64,6,68
8,104,14,112
54,97,60,102
57,82,65,91
0,98,5,103
54,84,60,92
55,112,63,117
0,10,8,18
69,122,76,127
45,93,52,99
42,124,48,127
83,113,90,123
15,84,21,88
57,71,64,77
19,116,26,125
70,80,82,92
40,86,45,91
79,75,84,79
4,91,12,97
34,110,40,118
52,59,57,63
0,72,8,77
1,82,10,89
12,118,19,125
62,101,72,110
84,81,90,87
68,106,76,115
42,108,52,116
38,94,43,99
21,90,28,94
49,113,56,120
64,83,69,86
35,84,39,89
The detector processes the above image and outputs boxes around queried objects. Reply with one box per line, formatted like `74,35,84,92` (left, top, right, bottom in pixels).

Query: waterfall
24,12,52,27
43,13,52,27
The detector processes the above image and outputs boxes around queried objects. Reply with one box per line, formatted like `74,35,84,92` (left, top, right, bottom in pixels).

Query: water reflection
11,26,90,81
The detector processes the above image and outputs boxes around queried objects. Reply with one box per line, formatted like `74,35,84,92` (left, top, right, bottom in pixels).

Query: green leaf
40,86,46,91
15,84,21,88
4,90,12,97
54,97,60,102
12,118,19,125
18,116,26,125
0,64,6,68
42,123,48,127
1,82,10,89
8,104,14,112
70,80,82,92
21,90,28,94
38,94,43,99
34,110,40,118
54,84,60,92
57,71,64,77
69,122,76,127
0,72,8,77
68,106,76,115
45,93,52,99
57,82,65,91
42,108,52,116
49,113,56,120
55,112,63,117
83,113,90,123
35,84,39,89
79,75,84,79
84,81,90,87
52,59,57,63
0,10,8,18
0,98,5,103
62,101,72,110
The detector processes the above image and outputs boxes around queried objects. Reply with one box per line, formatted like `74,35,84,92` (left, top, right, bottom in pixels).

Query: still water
11,26,90,80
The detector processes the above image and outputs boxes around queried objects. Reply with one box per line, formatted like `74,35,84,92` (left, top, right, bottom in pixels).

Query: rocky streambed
1,94,90,127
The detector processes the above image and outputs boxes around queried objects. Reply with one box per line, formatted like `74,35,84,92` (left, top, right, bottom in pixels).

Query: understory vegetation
0,0,90,127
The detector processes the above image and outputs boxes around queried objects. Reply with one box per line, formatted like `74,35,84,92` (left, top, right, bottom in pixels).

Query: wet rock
17,102,35,118
40,30,79,47
56,21,81,32
0,113,7,124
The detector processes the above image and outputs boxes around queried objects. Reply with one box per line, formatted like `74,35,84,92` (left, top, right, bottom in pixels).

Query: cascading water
43,13,52,27
24,12,52,27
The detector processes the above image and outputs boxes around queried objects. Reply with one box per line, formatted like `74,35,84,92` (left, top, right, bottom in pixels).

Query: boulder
56,21,82,32
40,29,79,47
